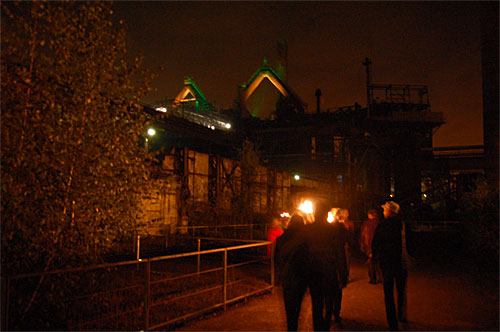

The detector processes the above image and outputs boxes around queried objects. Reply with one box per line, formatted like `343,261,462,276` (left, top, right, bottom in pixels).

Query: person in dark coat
327,210,349,325
360,208,381,284
338,208,354,283
275,214,307,331
371,201,408,331
304,201,346,331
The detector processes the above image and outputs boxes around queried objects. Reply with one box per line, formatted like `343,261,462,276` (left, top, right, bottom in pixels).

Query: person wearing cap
371,201,408,331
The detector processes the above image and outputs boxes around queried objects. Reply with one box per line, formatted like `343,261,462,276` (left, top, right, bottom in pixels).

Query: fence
178,223,270,239
135,223,270,259
2,238,273,331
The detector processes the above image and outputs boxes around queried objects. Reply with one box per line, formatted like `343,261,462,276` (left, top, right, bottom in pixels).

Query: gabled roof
240,61,307,107
174,77,215,112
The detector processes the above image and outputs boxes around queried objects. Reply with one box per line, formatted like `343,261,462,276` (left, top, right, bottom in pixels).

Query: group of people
269,200,408,331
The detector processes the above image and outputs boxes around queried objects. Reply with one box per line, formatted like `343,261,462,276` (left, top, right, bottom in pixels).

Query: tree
459,178,499,267
232,139,261,224
1,1,155,276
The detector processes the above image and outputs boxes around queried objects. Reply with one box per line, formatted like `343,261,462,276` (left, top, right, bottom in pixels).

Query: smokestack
315,89,322,114
362,57,373,117
276,40,288,82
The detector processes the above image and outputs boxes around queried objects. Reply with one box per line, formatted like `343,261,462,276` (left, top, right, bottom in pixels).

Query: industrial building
141,40,496,230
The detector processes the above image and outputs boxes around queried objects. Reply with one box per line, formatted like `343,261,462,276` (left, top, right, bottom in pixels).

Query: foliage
1,1,155,275
232,139,261,224
459,178,499,263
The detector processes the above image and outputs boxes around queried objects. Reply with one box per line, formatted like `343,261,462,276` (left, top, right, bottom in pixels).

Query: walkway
176,255,498,331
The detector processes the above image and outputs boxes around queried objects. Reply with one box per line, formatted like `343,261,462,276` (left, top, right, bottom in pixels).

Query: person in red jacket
360,209,381,284
267,215,284,256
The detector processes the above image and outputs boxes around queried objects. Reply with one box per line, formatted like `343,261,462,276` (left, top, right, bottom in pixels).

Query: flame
298,200,314,214
328,208,340,223
280,212,291,218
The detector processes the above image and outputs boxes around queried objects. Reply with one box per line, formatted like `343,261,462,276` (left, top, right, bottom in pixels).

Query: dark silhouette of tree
274,95,304,123
232,139,261,224
459,178,499,267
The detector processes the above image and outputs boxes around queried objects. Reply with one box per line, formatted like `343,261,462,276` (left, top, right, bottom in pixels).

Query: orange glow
327,211,334,223
280,212,291,218
328,208,340,223
298,200,314,214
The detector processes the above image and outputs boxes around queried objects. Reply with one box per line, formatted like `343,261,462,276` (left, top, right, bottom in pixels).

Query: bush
459,178,499,268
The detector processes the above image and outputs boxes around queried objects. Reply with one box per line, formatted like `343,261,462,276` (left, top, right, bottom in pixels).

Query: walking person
275,214,308,331
304,201,343,331
371,201,408,331
327,210,348,326
338,208,354,283
360,208,381,284
267,214,284,256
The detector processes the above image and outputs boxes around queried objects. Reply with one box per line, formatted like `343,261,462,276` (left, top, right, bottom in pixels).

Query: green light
147,128,156,136
294,174,300,180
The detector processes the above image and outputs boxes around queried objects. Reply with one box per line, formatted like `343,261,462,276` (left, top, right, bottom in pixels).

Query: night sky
113,1,486,148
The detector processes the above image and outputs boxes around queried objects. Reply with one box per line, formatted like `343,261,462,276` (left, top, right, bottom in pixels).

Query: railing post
1,277,9,331
197,238,201,275
144,260,150,331
223,249,227,311
271,242,275,289
136,235,141,261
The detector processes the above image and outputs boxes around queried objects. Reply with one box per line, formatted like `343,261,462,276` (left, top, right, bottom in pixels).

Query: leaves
459,178,499,260
2,1,154,275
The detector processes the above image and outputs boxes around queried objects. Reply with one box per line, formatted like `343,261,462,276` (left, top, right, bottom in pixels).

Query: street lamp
146,128,156,151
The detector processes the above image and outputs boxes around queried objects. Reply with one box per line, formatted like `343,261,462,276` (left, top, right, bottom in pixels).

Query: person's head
367,209,379,220
271,216,282,228
338,208,349,222
287,214,305,231
381,201,400,218
314,200,330,223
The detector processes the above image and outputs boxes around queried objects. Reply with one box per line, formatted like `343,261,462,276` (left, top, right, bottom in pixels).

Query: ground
176,252,498,331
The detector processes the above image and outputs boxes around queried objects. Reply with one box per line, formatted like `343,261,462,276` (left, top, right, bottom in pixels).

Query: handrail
3,238,273,331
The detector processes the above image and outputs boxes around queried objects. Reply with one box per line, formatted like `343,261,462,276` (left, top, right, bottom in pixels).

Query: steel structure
140,56,491,221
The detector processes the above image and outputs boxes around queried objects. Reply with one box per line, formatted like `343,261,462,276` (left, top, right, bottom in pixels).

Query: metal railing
135,223,270,259
2,238,273,331
178,223,269,240
405,220,460,232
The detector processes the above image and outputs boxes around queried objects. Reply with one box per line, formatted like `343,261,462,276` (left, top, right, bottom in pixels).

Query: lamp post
146,128,155,151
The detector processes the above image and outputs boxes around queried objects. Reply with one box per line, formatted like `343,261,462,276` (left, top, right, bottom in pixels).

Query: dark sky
113,1,486,148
